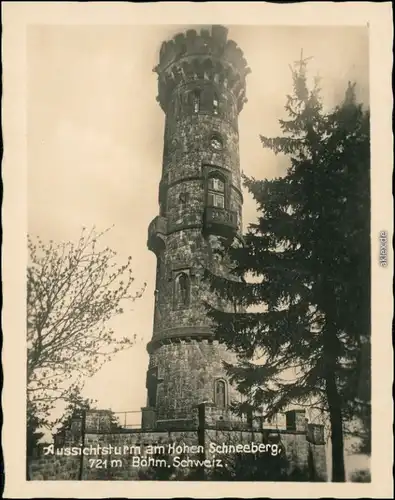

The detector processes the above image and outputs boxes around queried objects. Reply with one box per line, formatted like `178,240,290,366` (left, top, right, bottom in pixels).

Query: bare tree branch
27,226,146,424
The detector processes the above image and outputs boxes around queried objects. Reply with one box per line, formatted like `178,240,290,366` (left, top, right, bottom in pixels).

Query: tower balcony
147,216,167,254
203,207,237,238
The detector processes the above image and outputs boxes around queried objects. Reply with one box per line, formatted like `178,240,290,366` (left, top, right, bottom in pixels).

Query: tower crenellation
154,25,250,115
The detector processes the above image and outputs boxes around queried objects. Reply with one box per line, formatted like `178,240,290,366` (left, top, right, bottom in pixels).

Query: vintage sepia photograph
2,2,393,498
25,22,371,483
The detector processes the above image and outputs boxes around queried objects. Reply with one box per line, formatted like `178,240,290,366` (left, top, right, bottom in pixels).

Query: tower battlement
154,25,251,113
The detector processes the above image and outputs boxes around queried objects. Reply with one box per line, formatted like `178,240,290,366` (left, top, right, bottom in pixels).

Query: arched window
214,379,227,408
207,174,225,208
174,272,190,309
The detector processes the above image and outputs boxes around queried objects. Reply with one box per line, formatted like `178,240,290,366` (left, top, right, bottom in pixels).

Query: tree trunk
320,274,346,483
325,369,346,482
26,455,31,480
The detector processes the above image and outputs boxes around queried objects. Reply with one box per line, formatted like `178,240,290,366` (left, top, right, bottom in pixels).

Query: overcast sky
27,24,369,424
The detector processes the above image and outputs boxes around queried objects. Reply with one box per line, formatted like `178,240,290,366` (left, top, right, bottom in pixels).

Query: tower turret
143,25,250,429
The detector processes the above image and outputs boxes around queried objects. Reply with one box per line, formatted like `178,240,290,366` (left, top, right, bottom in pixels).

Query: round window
210,134,223,151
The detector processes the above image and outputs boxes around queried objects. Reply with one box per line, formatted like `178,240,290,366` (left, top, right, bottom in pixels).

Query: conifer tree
205,56,370,482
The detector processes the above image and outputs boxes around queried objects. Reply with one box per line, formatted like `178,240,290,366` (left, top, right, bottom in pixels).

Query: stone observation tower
142,25,250,429
29,26,327,481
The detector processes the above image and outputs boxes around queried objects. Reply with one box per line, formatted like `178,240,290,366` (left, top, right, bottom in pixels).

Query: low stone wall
29,455,80,480
82,429,200,480
28,425,327,481
204,428,327,481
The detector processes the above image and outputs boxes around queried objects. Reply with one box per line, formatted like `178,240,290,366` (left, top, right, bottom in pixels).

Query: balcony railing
203,207,237,238
147,216,167,254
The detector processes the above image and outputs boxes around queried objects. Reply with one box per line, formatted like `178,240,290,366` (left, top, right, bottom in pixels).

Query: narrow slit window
193,90,201,113
213,95,219,115
215,379,227,408
174,272,190,309
179,192,189,207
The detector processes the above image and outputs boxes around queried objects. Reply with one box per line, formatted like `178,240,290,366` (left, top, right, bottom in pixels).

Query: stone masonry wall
164,113,241,191
146,26,247,424
29,427,327,481
29,408,327,481
153,230,236,337
29,455,80,480
150,340,241,421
